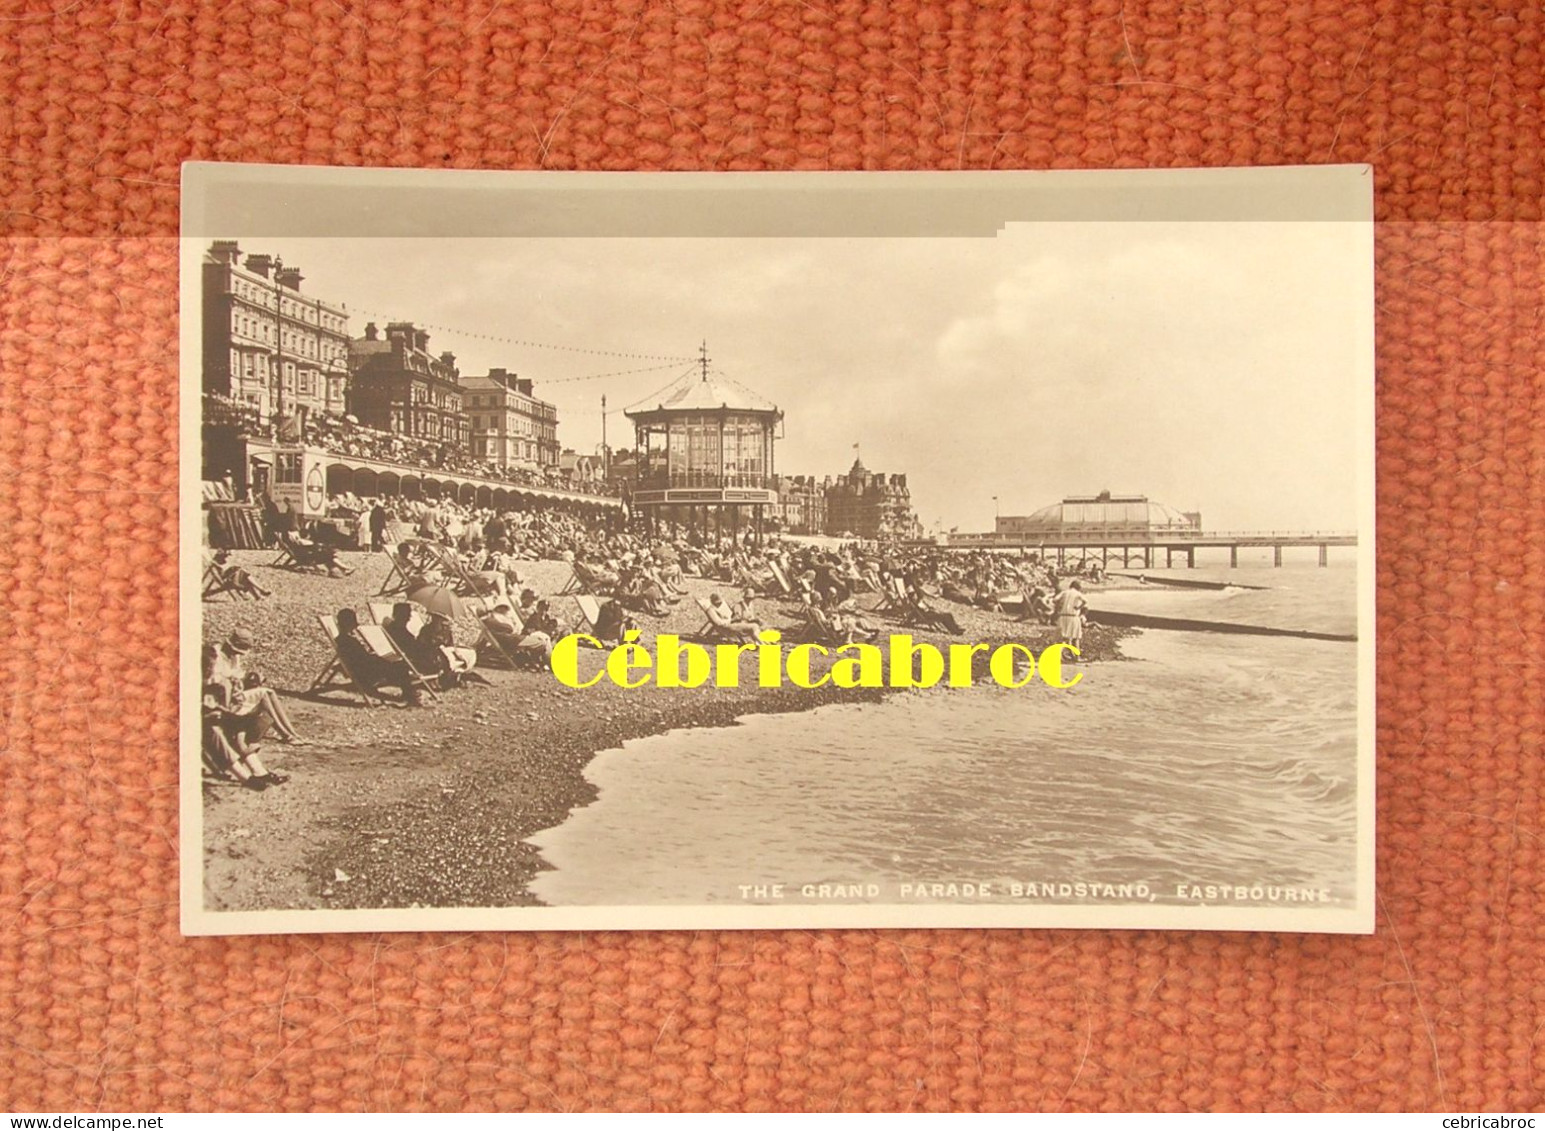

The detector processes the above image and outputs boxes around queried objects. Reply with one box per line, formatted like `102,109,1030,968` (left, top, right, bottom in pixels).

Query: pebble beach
198,548,1128,912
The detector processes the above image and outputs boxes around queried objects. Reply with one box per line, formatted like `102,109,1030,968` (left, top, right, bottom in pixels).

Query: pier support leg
1187,548,1195,569
1274,545,1283,567
1166,547,1173,568
1230,545,1238,568
1319,543,1328,567
1102,546,1110,569
1144,546,1153,569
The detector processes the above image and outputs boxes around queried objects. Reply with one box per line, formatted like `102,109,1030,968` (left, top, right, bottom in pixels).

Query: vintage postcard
180,164,1374,935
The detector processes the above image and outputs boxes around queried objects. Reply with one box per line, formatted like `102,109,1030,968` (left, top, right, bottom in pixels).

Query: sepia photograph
180,164,1374,935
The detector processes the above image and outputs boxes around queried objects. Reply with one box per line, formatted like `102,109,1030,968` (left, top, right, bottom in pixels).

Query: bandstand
624,351,783,544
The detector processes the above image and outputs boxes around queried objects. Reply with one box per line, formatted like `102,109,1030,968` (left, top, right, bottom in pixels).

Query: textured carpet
1,0,1541,1113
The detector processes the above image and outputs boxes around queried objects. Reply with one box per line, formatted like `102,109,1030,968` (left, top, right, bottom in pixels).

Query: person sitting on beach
1054,581,1089,650
482,599,552,666
654,550,686,593
616,567,671,616
831,594,878,641
385,601,439,674
204,629,308,746
209,551,272,599
591,599,637,645
709,592,760,643
420,611,486,684
641,557,686,600
201,707,287,790
898,588,964,635
292,529,353,577
733,588,763,630
202,630,299,789
940,577,974,606
334,608,424,706
1018,586,1055,624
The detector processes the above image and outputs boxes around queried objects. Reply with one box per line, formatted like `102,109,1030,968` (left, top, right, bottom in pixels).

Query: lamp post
270,255,287,424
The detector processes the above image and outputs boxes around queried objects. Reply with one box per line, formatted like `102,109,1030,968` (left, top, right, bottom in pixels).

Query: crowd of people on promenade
202,492,1101,790
205,393,619,498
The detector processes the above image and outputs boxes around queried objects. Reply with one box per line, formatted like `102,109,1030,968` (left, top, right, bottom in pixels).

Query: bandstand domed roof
628,372,781,418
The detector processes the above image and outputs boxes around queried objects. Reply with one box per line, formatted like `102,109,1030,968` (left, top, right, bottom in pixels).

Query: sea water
528,562,1362,907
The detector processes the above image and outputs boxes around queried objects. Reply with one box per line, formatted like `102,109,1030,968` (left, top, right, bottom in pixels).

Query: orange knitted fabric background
1,0,1541,1113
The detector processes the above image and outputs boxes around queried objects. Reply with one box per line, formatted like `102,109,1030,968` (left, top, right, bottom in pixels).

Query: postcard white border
179,163,1376,936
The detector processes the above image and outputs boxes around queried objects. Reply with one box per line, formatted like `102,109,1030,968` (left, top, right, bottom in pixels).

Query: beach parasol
407,583,476,620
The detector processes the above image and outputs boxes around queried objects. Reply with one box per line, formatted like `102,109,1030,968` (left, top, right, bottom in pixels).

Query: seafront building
461,367,561,472
774,474,828,536
824,455,923,540
201,241,352,423
346,322,470,449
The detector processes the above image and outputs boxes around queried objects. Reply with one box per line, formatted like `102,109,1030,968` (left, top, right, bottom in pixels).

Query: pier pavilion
953,492,1354,566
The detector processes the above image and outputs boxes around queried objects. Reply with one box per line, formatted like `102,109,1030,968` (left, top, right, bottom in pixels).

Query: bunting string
342,305,694,363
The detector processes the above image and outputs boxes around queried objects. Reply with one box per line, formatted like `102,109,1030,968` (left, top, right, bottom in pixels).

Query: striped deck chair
766,561,793,595
309,614,389,706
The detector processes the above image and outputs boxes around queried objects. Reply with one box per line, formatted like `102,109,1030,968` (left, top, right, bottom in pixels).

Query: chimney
363,322,378,341
440,351,456,368
244,253,273,278
275,266,303,291
516,378,533,396
209,240,241,264
414,328,430,353
489,367,507,380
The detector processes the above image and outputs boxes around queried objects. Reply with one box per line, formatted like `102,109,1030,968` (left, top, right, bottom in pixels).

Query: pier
946,529,1358,568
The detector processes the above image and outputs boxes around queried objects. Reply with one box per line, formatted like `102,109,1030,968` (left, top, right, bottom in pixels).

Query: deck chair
425,543,498,598
870,576,905,613
308,614,389,705
272,531,334,573
377,546,422,597
201,552,245,601
766,561,792,595
795,605,844,647
861,568,886,596
357,622,441,701
560,560,613,597
475,610,548,671
694,597,745,643
572,594,603,634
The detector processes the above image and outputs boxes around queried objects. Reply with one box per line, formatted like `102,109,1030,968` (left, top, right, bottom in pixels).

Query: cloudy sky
253,219,1367,534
